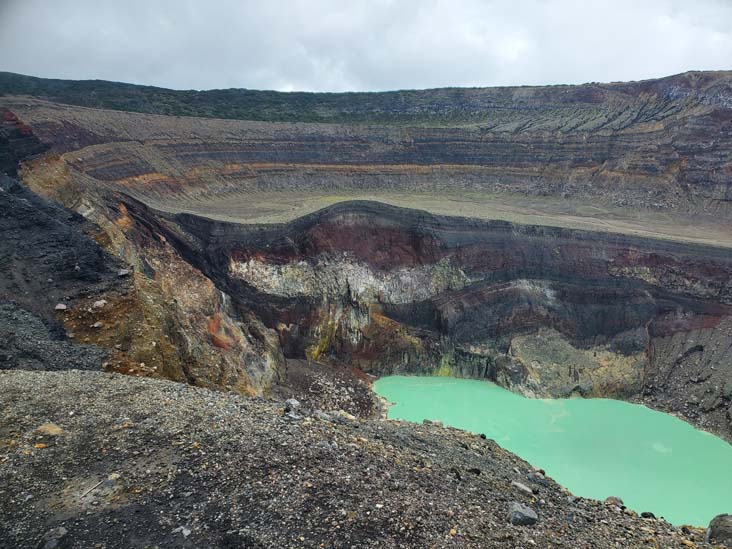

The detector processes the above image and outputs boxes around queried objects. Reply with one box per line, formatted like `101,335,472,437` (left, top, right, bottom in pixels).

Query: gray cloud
1,0,731,91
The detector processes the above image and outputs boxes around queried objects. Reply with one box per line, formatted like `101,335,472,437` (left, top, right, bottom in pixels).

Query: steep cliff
118,199,729,438
2,70,732,220
0,115,285,395
1,72,731,439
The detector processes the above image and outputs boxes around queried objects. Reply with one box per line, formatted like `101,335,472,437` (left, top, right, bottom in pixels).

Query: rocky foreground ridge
0,369,720,548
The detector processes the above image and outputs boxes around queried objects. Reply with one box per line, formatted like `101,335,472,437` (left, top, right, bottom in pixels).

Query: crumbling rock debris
0,370,712,548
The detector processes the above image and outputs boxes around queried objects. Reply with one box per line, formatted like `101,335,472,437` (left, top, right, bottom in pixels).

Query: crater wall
121,199,732,438
3,72,732,438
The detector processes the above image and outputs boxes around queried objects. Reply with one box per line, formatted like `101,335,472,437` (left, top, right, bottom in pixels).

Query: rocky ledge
0,369,717,548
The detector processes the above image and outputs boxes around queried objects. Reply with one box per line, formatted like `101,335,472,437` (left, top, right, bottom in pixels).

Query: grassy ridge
0,71,509,124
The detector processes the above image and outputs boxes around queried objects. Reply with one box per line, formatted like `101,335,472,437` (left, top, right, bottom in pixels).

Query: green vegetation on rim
4,70,721,126
0,71,504,124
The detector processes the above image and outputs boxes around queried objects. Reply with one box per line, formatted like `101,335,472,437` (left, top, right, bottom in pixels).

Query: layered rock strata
0,119,284,394
2,70,732,217
107,198,732,438
1,73,731,438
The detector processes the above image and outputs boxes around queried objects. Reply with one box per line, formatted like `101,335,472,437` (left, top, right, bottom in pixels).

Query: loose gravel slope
0,370,711,548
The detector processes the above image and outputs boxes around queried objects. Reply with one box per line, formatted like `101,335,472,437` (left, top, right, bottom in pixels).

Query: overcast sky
1,0,731,92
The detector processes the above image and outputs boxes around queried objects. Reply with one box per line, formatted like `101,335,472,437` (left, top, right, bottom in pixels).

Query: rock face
0,114,284,394
0,107,47,177
0,71,730,544
3,70,732,218
1,72,731,437
0,174,121,322
0,173,121,372
149,200,731,438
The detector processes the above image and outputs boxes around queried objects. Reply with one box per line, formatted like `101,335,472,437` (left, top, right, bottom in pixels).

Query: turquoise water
373,375,732,526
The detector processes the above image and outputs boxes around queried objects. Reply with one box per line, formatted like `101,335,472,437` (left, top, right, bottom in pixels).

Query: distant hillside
1,69,730,125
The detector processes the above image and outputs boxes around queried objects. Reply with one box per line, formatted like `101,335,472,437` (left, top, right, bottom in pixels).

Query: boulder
41,526,68,549
34,423,64,437
511,480,534,496
313,410,332,421
706,514,732,546
508,501,538,526
284,398,301,420
605,496,624,508
284,398,301,413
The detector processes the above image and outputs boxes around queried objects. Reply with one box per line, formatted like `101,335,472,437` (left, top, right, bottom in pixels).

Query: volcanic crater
1,70,732,547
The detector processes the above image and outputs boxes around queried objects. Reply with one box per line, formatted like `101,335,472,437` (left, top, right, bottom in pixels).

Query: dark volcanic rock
0,175,122,324
0,122,122,373
0,303,106,371
272,358,377,418
132,199,732,438
0,73,729,547
508,502,539,526
0,175,123,372
707,514,732,546
4,71,732,215
0,370,712,548
0,116,284,392
39,526,68,549
0,108,47,177
2,73,731,439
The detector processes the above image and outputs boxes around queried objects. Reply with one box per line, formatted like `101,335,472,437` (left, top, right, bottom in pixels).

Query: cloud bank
1,0,731,91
